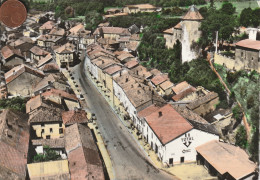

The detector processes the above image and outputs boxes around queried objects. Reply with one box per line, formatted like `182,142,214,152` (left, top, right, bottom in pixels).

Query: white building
139,104,219,165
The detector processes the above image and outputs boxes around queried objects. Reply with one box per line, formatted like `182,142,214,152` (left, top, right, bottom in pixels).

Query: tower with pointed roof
181,5,204,63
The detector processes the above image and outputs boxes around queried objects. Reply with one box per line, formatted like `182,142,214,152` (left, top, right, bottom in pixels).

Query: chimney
131,84,134,88
125,77,128,82
137,90,141,94
158,111,162,117
13,70,16,75
102,60,104,64
120,71,122,76
136,70,139,75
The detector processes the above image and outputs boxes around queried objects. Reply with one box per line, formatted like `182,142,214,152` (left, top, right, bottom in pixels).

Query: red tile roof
125,59,139,69
163,27,174,34
55,43,75,54
182,5,203,20
37,53,53,68
138,104,161,118
5,64,45,84
49,27,66,36
41,63,60,72
30,46,49,56
0,109,29,178
65,124,105,180
159,80,173,91
62,110,88,125
235,39,260,50
172,81,191,94
196,140,257,179
145,104,193,144
104,64,122,75
151,74,168,86
39,21,55,30
174,22,182,29
1,45,23,60
94,27,131,35
41,88,78,101
172,86,196,101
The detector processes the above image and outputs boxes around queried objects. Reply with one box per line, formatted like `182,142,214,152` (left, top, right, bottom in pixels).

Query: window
180,157,185,163
50,128,53,133
59,128,63,134
59,122,62,127
41,129,45,133
151,133,153,139
241,52,243,57
252,57,254,60
46,135,50,139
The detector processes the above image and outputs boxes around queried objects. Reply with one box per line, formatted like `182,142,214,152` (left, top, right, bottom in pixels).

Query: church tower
181,5,204,63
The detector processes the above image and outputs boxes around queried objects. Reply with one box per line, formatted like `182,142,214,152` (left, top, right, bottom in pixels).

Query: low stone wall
214,53,244,71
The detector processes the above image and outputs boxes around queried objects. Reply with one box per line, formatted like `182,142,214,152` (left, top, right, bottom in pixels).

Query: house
37,53,54,68
106,8,122,14
39,21,56,34
65,123,105,180
37,34,64,49
124,58,139,69
0,45,25,68
33,74,68,95
130,65,153,80
171,81,197,102
235,39,260,72
163,22,182,49
117,52,135,63
27,160,70,180
54,43,76,67
0,109,29,180
62,109,88,126
103,13,128,19
93,27,131,40
39,88,80,111
140,104,219,165
187,91,219,116
40,63,60,74
28,107,65,139
113,72,166,124
196,140,257,180
103,64,125,106
8,38,34,58
150,74,169,88
67,23,91,50
49,27,66,37
123,4,158,14
5,64,45,97
30,46,49,62
158,80,174,97
26,93,63,114
97,38,120,51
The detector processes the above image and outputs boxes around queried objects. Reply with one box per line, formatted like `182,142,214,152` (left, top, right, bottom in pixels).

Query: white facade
113,80,137,121
142,120,219,165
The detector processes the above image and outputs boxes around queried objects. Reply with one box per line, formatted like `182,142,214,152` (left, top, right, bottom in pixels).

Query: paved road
73,55,175,180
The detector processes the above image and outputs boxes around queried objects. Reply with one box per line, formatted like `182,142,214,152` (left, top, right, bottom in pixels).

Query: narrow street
70,55,176,180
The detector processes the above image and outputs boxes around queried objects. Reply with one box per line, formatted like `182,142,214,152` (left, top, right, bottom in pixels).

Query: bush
235,125,248,149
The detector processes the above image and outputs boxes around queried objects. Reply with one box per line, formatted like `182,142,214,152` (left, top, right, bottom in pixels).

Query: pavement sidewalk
61,67,115,180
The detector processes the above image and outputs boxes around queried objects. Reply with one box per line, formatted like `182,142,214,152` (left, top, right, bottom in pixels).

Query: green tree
240,8,253,27
235,125,248,149
220,2,236,15
251,8,260,27
85,11,103,30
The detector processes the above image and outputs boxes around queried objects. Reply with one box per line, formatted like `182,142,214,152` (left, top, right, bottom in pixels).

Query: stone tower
181,5,204,63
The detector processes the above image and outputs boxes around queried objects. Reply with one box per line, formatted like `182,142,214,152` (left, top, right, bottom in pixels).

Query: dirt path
207,53,251,140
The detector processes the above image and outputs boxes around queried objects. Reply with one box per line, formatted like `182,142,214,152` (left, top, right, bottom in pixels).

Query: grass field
189,1,259,14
